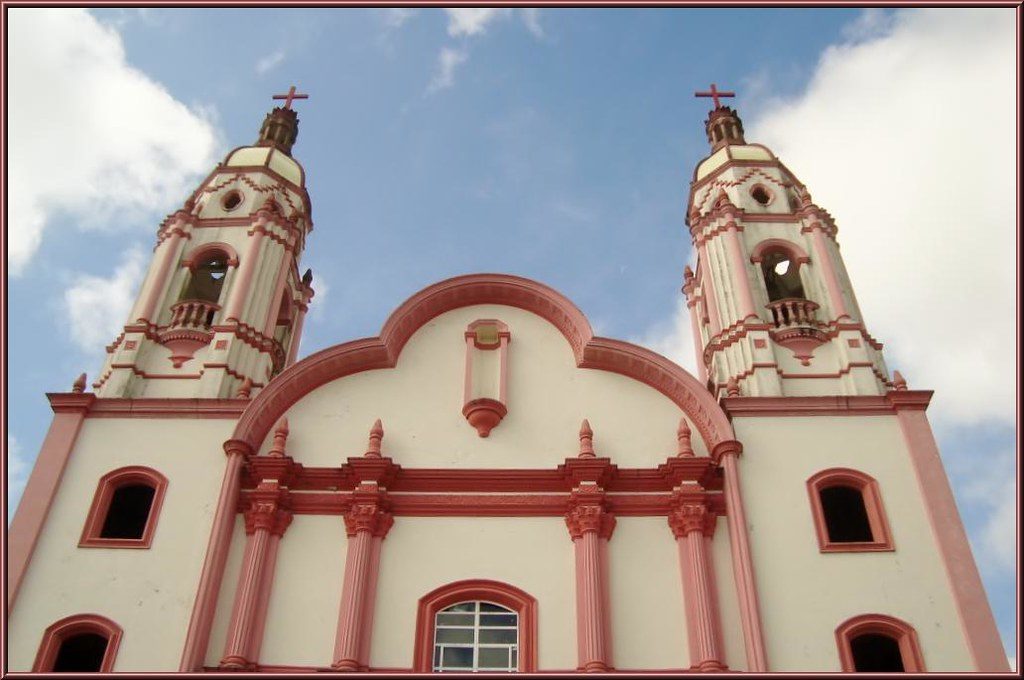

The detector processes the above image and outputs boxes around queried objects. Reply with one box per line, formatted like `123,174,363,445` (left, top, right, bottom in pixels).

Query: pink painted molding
7,393,94,613
723,391,933,417
748,237,811,265
33,613,123,672
78,466,169,549
462,319,511,436
181,241,240,269
835,613,925,672
806,468,894,553
230,274,736,453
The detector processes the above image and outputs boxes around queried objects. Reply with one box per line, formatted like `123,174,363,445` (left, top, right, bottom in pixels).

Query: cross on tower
694,83,735,110
272,85,309,110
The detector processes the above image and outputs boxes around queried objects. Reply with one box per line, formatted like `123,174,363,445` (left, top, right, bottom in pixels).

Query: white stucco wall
367,516,576,670
732,415,973,671
7,418,233,672
265,304,708,466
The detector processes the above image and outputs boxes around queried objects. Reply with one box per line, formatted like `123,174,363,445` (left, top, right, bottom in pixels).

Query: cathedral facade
6,95,1008,673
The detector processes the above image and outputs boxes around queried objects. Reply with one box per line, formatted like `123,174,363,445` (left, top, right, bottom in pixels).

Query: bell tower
683,85,890,399
94,88,316,399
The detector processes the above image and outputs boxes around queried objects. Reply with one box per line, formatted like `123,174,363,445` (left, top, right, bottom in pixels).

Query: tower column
806,223,850,321
566,494,615,672
669,498,726,672
136,217,190,323
697,243,722,336
223,220,268,323
332,487,393,671
723,222,758,321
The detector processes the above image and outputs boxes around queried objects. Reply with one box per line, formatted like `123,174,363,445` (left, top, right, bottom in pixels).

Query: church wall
366,516,576,670
265,304,708,468
711,515,748,671
607,516,689,670
6,417,232,671
205,517,246,668
731,415,973,671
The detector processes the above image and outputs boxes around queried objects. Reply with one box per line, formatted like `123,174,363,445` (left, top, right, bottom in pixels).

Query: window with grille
432,601,518,672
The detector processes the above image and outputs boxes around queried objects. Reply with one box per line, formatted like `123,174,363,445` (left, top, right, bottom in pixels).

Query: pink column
713,441,768,672
669,502,725,671
808,225,850,321
7,393,94,613
682,271,709,383
566,502,615,672
261,243,294,337
697,243,722,336
892,398,1009,671
285,298,310,367
136,225,185,323
723,223,758,322
179,439,250,671
220,481,291,670
223,223,267,323
332,497,392,671
250,531,282,661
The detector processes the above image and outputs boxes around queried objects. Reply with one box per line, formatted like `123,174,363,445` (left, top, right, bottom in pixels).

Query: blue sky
4,7,1017,666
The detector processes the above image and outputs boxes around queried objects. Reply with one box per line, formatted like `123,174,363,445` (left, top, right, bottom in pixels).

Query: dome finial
257,86,309,156
695,83,745,151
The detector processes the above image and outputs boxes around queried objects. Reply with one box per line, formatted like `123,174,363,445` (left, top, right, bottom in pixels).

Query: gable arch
231,273,735,452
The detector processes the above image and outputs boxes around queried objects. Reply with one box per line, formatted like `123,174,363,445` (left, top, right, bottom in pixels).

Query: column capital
668,501,717,539
710,439,743,464
565,493,616,541
224,438,255,458
243,480,292,536
343,501,393,539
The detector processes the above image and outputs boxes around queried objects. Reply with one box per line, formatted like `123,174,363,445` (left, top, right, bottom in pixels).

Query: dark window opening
751,186,771,205
52,633,108,672
851,633,904,672
182,256,229,304
221,190,243,211
100,484,156,539
761,251,805,301
821,485,873,543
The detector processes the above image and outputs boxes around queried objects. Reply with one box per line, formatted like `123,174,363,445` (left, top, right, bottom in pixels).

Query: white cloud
308,270,330,322
747,8,1015,427
64,247,147,352
256,49,286,75
7,435,32,517
6,9,218,275
631,298,699,377
383,8,416,28
521,9,544,38
428,46,468,93
444,8,511,37
959,448,1017,572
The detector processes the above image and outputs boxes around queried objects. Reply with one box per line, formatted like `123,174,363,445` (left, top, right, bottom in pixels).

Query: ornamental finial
578,419,595,458
726,376,741,397
366,418,384,458
269,417,289,457
892,371,908,391
72,373,87,393
677,418,694,457
236,377,253,399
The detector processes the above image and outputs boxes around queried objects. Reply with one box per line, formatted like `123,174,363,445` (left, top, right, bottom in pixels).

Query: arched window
750,239,811,303
33,614,123,672
806,468,893,552
182,254,229,304
79,466,168,548
836,614,925,672
414,579,537,672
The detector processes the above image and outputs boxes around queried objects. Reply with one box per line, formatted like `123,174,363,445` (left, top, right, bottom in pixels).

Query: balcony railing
168,299,220,331
766,298,820,329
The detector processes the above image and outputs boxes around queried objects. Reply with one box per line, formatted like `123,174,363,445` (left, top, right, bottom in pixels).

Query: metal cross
272,86,309,110
694,83,735,109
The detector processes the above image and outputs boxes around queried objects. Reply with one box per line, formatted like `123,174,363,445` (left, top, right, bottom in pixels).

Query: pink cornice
181,241,240,269
231,274,735,452
723,391,933,417
748,238,810,264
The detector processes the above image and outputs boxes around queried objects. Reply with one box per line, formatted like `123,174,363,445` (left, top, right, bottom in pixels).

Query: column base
330,659,364,672
218,656,256,671
692,659,728,672
579,660,611,672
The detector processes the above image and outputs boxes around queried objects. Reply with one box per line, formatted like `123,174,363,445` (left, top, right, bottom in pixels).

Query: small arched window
750,239,811,303
80,466,168,548
414,579,537,672
33,614,123,672
182,254,230,304
836,614,925,672
807,468,893,552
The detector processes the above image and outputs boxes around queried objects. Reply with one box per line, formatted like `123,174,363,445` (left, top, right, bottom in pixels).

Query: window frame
835,613,925,672
806,468,894,553
32,613,123,672
79,466,168,549
414,579,537,673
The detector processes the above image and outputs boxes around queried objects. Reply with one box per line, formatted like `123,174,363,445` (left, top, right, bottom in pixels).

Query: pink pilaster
697,244,722,336
251,532,282,661
332,496,392,671
137,226,185,323
669,502,725,671
566,498,615,672
891,395,1009,671
261,243,293,337
808,225,850,321
179,440,250,671
713,441,768,672
723,223,758,322
223,223,267,322
220,481,291,670
7,393,94,613
285,298,310,367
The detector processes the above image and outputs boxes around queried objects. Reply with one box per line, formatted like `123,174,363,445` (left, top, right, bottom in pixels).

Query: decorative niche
462,319,511,437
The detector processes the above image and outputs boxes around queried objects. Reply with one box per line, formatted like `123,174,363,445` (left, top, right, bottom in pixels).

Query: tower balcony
158,299,220,367
765,298,829,366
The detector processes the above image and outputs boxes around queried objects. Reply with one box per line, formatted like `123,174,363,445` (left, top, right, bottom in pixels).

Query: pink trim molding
78,466,169,549
748,237,810,264
413,579,538,672
806,468,894,553
566,488,616,672
33,613,123,672
7,393,94,613
835,613,925,672
181,241,240,269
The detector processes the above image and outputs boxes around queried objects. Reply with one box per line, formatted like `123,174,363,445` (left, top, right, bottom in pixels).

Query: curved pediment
232,274,735,462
